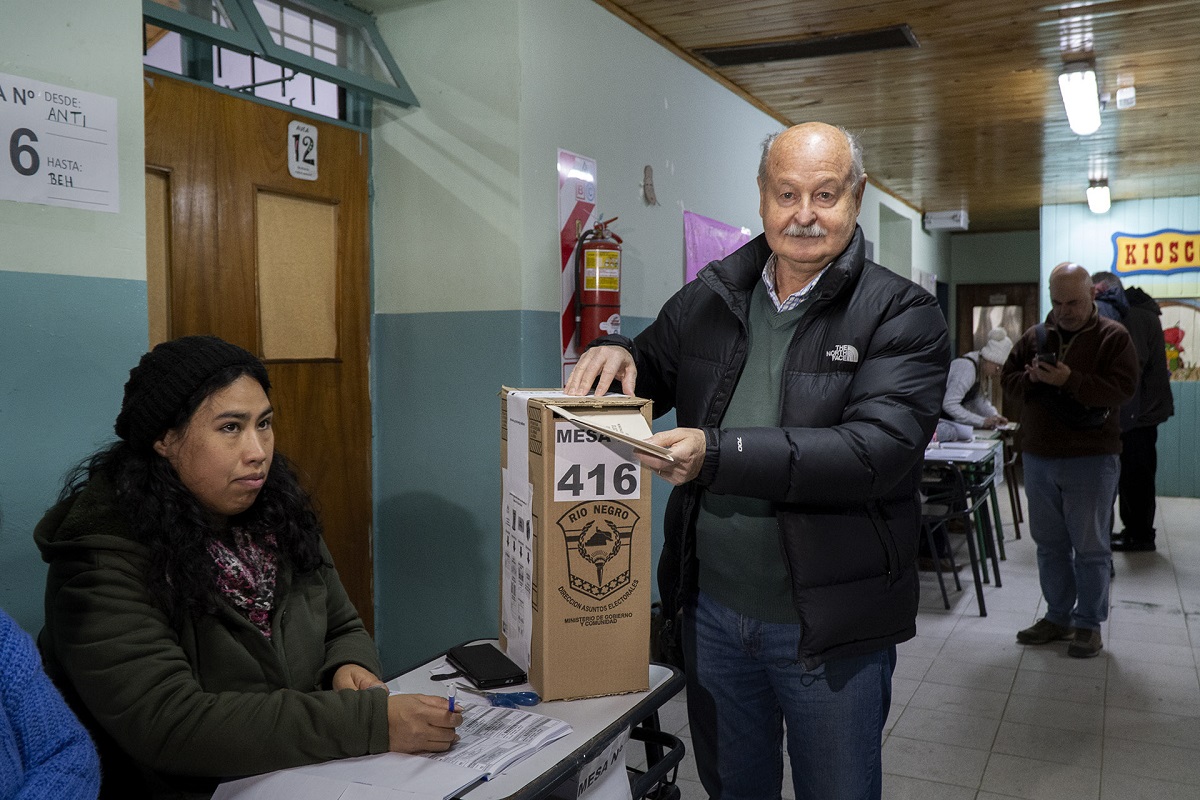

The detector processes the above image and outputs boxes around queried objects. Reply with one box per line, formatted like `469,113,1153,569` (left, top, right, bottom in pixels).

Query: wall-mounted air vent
695,24,919,67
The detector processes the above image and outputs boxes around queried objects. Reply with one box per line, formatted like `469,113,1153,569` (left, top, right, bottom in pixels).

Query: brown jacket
1001,306,1138,457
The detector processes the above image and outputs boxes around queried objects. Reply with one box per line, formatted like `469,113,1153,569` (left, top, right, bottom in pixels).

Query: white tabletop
387,645,682,799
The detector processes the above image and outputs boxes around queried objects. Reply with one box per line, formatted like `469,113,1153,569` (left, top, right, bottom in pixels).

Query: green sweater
696,282,808,623
34,474,389,799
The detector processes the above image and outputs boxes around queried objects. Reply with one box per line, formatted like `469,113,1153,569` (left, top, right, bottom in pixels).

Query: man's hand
982,414,1008,429
1026,358,1071,387
387,694,462,753
637,428,705,485
332,663,386,691
564,346,636,397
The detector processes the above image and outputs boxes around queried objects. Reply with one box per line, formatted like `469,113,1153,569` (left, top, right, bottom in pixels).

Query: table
925,439,1007,558
974,426,1024,539
923,439,1005,615
386,642,685,800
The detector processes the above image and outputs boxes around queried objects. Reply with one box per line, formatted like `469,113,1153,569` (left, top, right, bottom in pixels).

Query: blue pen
447,685,456,712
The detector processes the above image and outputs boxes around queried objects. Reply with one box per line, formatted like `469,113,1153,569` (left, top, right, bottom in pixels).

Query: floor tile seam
1096,762,1200,789
1102,731,1200,756
1103,675,1200,695
918,674,1020,696
910,677,1013,710
981,745,1106,781
1005,685,1107,707
878,767,987,793
890,700,1007,733
1102,686,1200,710
882,730,993,759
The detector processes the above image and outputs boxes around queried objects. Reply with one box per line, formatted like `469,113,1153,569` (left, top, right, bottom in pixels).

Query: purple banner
684,210,752,283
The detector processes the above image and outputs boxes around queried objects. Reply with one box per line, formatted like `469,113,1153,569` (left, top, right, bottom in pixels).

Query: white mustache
783,222,826,238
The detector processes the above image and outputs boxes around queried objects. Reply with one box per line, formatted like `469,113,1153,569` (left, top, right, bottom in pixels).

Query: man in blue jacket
565,122,949,800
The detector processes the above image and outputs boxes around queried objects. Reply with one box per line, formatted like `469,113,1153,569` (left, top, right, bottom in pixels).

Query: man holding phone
1001,263,1138,658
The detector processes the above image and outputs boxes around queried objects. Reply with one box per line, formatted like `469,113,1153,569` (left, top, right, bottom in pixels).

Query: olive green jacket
34,475,389,799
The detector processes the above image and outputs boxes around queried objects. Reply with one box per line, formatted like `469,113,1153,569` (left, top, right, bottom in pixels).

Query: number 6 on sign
553,421,642,502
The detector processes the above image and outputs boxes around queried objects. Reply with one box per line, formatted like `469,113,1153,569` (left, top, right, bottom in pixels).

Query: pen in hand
448,685,456,713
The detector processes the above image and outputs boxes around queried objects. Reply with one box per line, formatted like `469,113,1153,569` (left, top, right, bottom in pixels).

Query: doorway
955,282,1039,416
144,73,375,629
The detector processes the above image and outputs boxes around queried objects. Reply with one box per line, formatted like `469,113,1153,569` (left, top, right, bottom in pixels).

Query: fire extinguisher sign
557,148,598,384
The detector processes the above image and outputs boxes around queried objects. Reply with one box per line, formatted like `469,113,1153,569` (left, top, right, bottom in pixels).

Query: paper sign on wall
0,72,119,213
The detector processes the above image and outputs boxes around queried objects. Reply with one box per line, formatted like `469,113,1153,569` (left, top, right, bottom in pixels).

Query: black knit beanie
115,336,270,452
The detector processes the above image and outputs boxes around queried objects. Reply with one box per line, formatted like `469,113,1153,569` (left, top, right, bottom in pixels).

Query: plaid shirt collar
762,253,830,312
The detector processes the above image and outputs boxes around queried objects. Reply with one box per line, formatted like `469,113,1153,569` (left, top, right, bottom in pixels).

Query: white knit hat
980,327,1014,365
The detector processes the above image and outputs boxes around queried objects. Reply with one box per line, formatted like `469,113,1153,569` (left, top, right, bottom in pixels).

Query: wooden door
144,74,374,630
956,282,1039,418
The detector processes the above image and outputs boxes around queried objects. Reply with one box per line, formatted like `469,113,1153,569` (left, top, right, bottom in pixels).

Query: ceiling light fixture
1059,61,1102,135
1087,179,1110,214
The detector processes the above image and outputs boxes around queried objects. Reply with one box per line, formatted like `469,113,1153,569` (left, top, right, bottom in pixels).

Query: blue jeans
1023,453,1118,631
683,590,895,800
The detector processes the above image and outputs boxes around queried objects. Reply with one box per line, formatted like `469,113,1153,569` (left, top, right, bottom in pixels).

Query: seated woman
35,336,460,799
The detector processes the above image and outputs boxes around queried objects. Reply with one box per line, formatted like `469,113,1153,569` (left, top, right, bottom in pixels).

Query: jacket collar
701,225,868,306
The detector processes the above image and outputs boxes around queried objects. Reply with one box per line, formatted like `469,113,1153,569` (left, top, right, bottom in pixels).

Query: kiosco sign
1113,229,1200,276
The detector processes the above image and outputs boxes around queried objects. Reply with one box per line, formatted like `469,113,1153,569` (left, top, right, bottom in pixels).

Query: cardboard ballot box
499,388,653,701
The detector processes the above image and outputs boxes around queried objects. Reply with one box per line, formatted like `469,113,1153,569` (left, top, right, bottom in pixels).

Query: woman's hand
331,663,386,691
387,694,462,753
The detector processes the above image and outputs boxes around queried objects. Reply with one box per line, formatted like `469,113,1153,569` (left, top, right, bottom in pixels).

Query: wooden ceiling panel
595,0,1200,231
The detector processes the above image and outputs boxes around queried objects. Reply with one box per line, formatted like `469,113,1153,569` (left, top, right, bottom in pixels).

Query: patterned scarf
208,530,278,637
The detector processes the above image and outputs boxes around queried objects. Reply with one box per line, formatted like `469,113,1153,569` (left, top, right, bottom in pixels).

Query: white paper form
426,703,572,778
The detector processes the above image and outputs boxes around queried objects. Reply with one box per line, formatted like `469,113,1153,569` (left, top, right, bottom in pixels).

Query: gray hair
758,126,865,186
1091,271,1124,290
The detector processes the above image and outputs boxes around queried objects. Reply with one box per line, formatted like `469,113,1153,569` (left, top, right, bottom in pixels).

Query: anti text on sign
0,72,119,212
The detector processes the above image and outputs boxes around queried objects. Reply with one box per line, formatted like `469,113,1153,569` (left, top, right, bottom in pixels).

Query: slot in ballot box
499,389,654,701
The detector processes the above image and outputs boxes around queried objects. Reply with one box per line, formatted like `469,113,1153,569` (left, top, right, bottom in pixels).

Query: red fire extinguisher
575,216,622,348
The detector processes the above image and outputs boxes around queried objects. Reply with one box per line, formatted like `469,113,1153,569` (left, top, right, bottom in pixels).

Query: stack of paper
212,703,572,800
429,702,572,777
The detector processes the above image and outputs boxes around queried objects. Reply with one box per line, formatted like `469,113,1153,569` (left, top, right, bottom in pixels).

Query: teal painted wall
0,0,146,637
0,271,148,629
370,310,671,673
1158,384,1199,498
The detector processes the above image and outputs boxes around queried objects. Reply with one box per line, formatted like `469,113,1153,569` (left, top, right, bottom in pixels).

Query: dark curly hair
61,365,325,624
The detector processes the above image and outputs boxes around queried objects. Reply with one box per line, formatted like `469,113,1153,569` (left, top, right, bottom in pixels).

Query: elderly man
565,123,949,800
1002,264,1137,658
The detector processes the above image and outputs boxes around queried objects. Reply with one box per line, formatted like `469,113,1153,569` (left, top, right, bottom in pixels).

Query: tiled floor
632,491,1200,799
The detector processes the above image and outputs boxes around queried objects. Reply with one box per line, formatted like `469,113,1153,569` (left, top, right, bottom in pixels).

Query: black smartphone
1036,351,1057,366
446,643,527,690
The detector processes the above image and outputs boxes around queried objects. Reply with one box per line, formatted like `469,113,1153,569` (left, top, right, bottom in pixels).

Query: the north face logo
557,501,639,600
826,344,860,363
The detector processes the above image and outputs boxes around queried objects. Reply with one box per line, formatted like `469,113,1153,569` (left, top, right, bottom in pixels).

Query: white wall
517,0,778,319
371,0,947,319
0,0,146,280
370,0,522,315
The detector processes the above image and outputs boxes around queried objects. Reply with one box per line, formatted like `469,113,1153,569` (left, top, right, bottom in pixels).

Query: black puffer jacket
1125,287,1175,428
595,228,949,668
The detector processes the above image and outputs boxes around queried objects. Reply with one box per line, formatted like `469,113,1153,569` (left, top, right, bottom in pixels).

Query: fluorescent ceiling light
1087,180,1111,214
1059,64,1102,135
